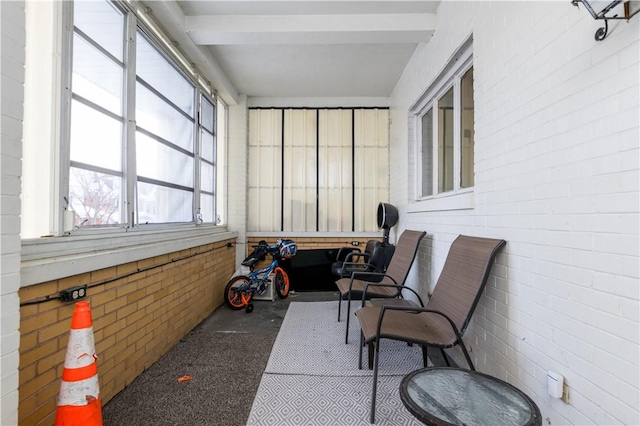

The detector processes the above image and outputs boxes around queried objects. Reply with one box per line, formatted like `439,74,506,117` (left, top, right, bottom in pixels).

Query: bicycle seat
241,244,268,267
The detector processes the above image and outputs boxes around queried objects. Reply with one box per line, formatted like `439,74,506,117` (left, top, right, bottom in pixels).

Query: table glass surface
402,368,538,426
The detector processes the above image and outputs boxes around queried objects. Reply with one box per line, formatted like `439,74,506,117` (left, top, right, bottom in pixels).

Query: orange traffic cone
54,301,102,426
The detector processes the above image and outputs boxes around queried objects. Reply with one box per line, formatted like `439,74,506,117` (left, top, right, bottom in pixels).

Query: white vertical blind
248,108,389,232
248,109,282,231
354,109,389,232
283,109,317,232
318,109,352,232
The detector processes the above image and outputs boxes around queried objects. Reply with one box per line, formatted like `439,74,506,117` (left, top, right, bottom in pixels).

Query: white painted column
227,94,249,266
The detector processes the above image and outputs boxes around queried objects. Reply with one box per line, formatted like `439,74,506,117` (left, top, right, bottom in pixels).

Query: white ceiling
155,1,441,100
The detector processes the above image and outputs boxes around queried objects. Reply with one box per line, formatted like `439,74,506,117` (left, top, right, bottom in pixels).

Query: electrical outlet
561,383,570,404
351,241,360,246
60,285,88,302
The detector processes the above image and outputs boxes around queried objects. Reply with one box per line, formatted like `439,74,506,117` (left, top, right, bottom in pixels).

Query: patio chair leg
370,339,380,424
440,348,450,367
460,342,476,371
421,346,429,367
345,296,352,344
358,332,364,369
368,343,374,370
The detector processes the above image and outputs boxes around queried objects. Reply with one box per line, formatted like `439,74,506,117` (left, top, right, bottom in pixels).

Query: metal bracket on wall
572,0,640,40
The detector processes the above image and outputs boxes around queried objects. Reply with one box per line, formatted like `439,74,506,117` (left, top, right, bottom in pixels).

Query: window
417,41,474,200
248,108,389,233
67,0,221,230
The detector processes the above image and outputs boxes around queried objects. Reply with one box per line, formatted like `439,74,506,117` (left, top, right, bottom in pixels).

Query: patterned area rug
264,301,423,376
247,301,424,425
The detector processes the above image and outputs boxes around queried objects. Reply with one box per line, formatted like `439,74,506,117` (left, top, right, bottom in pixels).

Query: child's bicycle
224,239,297,313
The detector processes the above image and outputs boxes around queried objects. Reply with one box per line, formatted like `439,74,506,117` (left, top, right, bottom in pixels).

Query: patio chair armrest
348,271,394,290
341,260,370,269
340,261,376,279
346,272,396,305
361,282,425,307
348,270,387,281
359,280,400,306
335,247,360,262
343,251,371,265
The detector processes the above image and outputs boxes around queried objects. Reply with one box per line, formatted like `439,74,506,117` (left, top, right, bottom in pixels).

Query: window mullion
124,14,137,228
59,0,74,235
415,114,422,199
194,91,202,224
212,95,218,224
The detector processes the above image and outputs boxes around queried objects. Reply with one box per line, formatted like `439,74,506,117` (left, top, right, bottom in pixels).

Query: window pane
201,97,214,132
136,132,193,188
69,167,122,225
136,33,194,116
201,131,214,163
200,194,214,223
421,109,433,197
137,182,192,223
460,67,474,188
73,34,123,115
74,0,124,61
438,88,454,193
70,100,122,172
200,162,214,193
136,83,194,152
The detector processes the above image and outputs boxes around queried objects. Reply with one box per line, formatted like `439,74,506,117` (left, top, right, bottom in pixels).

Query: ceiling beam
185,13,437,45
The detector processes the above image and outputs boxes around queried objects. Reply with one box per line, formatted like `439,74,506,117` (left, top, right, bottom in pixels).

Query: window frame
20,0,231,288
413,41,474,209
197,93,218,224
60,0,222,234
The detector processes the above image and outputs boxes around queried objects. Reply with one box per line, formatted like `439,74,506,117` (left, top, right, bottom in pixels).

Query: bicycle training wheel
224,276,253,310
273,267,290,299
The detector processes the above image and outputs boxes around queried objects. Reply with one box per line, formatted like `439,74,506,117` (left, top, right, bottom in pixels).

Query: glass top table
400,367,541,426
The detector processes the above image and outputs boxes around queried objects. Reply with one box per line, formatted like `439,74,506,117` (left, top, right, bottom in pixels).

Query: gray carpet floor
103,332,276,426
102,291,338,426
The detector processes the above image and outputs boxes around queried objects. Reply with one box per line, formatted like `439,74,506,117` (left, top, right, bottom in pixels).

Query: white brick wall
391,2,639,425
0,1,24,424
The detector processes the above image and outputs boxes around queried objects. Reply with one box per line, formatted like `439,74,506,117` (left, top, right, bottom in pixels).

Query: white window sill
408,191,475,213
21,225,237,287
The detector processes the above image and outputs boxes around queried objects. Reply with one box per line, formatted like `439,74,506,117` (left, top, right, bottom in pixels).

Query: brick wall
390,2,639,425
1,1,24,424
18,239,236,425
246,236,379,252
244,236,381,270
